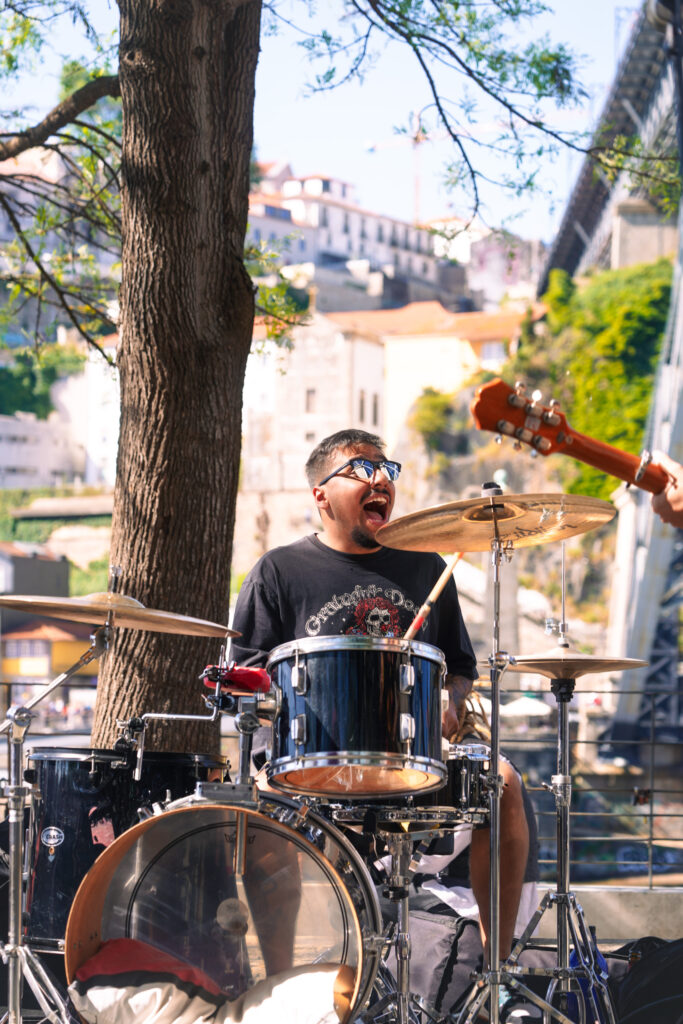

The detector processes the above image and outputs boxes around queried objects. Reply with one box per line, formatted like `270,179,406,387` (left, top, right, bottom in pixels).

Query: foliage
0,486,110,541
70,555,110,595
0,342,85,417
409,386,476,456
505,261,672,500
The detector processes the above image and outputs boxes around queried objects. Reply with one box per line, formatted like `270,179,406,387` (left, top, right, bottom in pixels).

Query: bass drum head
65,798,380,1020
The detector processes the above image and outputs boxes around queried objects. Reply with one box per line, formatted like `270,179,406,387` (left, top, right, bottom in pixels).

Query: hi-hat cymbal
504,645,647,679
0,592,237,638
377,493,615,553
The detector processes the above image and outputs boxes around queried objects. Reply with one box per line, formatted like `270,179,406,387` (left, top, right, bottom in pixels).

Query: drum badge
41,826,65,860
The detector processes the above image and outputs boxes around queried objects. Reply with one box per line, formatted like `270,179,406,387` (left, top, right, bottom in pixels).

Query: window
359,390,366,422
372,393,379,427
305,388,316,413
321,179,331,193
320,207,329,227
377,224,384,242
5,640,49,658
342,213,350,234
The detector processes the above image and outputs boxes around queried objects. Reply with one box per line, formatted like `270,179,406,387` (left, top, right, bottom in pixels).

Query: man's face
312,443,396,553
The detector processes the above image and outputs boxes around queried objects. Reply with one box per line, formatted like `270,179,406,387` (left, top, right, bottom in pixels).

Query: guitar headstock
471,378,573,456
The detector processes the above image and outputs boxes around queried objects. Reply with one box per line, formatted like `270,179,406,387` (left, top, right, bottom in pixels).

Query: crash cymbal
0,592,237,638
377,493,615,552
504,645,647,679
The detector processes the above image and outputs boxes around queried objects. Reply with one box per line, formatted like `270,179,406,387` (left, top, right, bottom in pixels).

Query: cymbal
0,592,237,638
377,493,615,552
504,645,648,679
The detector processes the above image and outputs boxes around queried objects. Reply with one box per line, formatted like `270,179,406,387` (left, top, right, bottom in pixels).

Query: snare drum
24,747,227,948
65,789,381,1021
419,743,490,823
267,636,447,797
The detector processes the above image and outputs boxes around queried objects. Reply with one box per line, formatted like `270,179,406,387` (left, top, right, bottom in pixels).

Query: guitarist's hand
652,451,683,528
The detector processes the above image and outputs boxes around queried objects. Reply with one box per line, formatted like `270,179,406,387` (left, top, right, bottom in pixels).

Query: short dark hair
305,428,386,487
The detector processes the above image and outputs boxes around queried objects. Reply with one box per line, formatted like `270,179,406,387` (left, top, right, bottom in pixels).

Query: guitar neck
565,429,668,495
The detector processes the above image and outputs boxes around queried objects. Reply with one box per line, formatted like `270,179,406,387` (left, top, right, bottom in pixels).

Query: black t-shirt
231,534,477,680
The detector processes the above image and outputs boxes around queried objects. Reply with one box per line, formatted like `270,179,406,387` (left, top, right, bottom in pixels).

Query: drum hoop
27,747,227,767
65,798,380,1011
267,634,446,666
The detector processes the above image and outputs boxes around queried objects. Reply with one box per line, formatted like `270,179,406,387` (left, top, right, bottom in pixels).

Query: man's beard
350,526,381,550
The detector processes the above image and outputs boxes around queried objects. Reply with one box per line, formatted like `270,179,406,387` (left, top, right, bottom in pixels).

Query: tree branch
0,75,120,163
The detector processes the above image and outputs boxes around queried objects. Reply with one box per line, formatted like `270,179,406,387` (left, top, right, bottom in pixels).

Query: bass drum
24,747,227,948
65,791,381,1020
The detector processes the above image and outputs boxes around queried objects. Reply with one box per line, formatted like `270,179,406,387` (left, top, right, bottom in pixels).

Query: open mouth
362,493,390,525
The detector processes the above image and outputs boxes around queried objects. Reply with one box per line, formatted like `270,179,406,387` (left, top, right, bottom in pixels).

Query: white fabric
422,878,539,936
68,964,342,1024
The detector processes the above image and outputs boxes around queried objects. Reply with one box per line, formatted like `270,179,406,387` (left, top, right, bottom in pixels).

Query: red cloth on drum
68,937,344,1024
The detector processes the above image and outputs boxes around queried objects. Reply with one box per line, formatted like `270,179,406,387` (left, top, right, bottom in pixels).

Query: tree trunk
91,0,262,753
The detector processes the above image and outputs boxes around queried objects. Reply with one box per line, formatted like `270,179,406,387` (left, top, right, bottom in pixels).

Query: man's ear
312,485,330,513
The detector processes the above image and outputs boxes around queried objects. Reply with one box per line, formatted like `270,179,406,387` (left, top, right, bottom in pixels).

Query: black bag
613,936,683,1024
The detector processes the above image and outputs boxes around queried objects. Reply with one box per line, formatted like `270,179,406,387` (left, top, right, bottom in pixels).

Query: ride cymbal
504,645,647,679
377,493,615,553
0,592,237,638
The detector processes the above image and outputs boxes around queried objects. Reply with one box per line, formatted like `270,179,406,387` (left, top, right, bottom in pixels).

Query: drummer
231,428,529,962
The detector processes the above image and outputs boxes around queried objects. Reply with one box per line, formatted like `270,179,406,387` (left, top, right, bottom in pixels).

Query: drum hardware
0,579,236,1024
378,487,617,1024
0,621,112,1024
500,581,646,1024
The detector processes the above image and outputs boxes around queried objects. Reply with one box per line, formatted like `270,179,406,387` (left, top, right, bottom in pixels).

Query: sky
5,1,643,243
252,1,643,240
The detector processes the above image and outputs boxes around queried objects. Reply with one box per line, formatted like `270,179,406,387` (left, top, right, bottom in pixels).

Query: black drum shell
24,747,227,946
267,636,446,797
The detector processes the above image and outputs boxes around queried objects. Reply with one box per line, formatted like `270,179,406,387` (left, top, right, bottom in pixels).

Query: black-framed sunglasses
317,457,402,486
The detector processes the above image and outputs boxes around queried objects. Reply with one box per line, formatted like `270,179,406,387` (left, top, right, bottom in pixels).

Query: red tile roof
325,301,545,341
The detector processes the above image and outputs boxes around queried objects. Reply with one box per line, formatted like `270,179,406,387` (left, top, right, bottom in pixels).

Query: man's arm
442,673,474,741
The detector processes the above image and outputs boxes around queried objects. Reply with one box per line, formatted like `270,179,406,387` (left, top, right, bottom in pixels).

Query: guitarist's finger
651,450,683,527
651,449,681,485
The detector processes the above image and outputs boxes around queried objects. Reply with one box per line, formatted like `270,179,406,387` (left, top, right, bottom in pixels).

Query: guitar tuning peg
495,434,503,445
512,441,522,451
549,398,560,409
531,389,543,403
529,449,538,459
514,380,526,394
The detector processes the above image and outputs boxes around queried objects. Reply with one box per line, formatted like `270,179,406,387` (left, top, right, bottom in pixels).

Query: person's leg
469,759,529,963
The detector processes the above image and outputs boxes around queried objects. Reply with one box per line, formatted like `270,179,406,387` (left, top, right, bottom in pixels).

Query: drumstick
404,551,463,640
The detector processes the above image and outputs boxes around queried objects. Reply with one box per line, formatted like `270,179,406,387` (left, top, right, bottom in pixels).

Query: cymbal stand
0,622,112,1024
488,545,616,1024
456,516,576,1024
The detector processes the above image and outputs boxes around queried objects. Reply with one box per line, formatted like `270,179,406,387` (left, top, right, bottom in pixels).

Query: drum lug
399,663,415,694
291,663,308,695
399,713,415,746
291,714,307,746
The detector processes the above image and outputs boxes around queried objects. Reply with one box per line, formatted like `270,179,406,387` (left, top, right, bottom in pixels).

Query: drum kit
0,488,648,1024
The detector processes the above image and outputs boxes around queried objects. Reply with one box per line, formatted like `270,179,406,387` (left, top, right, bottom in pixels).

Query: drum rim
26,747,227,765
267,752,447,797
267,634,446,666
64,797,381,1013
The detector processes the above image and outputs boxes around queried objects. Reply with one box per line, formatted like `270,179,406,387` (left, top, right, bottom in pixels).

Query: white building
51,333,119,487
0,412,81,489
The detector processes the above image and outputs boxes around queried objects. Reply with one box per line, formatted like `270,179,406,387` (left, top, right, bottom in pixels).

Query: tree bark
91,0,262,752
